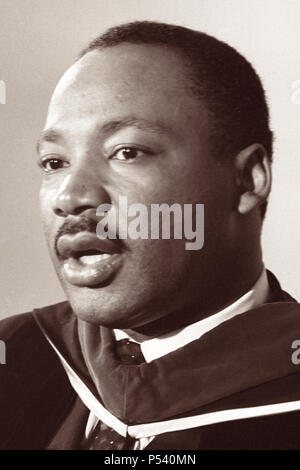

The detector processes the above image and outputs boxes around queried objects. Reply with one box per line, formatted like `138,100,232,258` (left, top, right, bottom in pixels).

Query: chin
63,285,140,328
58,267,178,329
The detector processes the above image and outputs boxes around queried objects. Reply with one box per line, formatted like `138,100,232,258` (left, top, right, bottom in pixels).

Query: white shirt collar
114,267,269,363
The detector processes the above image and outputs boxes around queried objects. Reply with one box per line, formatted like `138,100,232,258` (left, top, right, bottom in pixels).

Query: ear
235,144,272,215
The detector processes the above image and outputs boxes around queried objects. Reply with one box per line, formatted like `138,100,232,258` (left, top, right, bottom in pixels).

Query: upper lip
56,232,122,260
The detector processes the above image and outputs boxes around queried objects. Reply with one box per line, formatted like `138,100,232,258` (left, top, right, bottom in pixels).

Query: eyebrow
36,117,171,154
100,117,171,136
36,129,63,154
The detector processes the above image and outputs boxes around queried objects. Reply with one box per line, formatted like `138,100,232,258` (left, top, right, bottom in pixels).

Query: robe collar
33,271,300,425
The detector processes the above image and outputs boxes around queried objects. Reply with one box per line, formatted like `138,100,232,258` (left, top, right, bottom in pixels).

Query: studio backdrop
0,0,299,318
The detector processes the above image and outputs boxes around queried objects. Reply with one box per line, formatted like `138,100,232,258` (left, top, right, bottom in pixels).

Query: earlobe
235,144,272,215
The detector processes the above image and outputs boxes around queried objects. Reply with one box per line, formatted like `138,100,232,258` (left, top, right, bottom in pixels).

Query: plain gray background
0,0,299,319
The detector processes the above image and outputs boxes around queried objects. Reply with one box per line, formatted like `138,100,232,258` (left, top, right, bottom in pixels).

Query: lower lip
62,253,123,287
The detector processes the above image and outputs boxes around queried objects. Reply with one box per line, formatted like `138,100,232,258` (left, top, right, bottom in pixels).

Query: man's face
38,44,236,328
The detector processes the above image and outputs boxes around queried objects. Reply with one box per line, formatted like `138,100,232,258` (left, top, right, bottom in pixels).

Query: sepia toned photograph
0,0,300,453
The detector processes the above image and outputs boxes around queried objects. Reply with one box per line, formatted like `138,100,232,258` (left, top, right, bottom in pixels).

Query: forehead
52,44,191,101
45,44,210,140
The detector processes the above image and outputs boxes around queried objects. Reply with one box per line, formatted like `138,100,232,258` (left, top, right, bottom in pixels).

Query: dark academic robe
1,271,300,450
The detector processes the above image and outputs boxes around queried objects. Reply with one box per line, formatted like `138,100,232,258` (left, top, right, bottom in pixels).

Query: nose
51,166,110,217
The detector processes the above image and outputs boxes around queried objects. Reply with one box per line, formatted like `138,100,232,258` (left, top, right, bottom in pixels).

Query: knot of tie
115,338,146,365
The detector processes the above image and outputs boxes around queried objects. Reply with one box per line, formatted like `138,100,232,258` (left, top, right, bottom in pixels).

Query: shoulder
0,300,72,340
0,310,34,340
0,301,75,379
0,300,73,373
267,270,299,303
0,302,76,449
0,301,75,390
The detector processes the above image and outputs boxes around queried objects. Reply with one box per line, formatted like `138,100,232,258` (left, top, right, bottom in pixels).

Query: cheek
39,186,57,236
128,238,191,282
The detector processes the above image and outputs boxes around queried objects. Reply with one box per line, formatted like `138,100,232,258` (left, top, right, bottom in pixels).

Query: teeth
79,253,112,265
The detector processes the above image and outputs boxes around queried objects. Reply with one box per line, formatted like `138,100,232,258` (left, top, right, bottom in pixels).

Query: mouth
56,232,124,287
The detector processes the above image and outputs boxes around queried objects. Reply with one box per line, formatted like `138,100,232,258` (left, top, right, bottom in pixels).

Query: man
1,21,300,450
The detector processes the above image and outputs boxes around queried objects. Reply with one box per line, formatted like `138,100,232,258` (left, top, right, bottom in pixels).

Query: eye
39,157,68,172
110,147,146,162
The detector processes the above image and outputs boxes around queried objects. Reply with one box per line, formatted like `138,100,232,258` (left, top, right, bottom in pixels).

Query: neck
124,261,264,341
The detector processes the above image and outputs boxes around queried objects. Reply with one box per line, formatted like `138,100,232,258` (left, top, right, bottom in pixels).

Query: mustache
54,216,98,257
54,215,125,258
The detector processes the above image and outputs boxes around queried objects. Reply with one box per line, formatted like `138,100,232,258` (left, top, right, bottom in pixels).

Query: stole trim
44,330,300,440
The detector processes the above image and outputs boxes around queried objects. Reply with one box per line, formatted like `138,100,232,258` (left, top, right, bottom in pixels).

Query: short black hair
80,21,273,218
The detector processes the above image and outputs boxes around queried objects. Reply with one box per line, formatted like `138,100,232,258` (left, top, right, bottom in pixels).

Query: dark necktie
83,339,146,450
